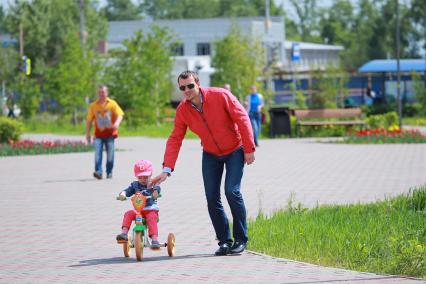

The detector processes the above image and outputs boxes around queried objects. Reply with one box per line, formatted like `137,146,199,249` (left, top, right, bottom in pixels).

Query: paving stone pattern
0,134,425,283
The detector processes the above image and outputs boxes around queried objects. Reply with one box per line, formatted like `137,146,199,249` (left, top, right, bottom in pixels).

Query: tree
13,77,40,120
4,0,107,76
309,65,348,109
140,0,283,19
287,0,321,42
0,47,19,87
406,0,425,57
101,0,143,21
105,25,176,126
413,72,426,116
0,5,6,33
44,33,99,125
319,0,358,69
211,24,265,102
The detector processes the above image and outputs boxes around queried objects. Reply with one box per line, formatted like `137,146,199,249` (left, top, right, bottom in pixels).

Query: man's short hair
177,70,199,84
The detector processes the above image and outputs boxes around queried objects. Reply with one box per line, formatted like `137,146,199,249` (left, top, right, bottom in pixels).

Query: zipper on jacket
199,111,224,155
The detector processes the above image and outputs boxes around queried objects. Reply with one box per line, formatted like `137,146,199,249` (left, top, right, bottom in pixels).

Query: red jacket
163,87,255,170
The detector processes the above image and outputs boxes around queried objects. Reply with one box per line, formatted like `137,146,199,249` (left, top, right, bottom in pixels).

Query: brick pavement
0,134,425,283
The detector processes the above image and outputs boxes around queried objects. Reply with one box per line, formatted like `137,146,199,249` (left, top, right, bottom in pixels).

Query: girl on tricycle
116,159,175,261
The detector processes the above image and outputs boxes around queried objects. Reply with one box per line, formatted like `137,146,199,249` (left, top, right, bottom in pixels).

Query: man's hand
150,172,168,186
86,135,92,144
244,152,255,165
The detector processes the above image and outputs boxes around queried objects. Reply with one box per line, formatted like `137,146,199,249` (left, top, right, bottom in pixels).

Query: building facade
107,17,343,103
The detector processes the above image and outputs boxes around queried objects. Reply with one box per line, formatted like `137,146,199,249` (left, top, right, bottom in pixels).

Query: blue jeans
202,147,248,245
94,137,115,175
249,112,261,146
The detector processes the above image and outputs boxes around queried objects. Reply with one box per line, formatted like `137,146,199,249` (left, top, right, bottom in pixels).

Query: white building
107,17,343,102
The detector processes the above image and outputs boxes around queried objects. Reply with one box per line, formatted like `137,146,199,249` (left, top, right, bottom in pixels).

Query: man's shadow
69,253,216,267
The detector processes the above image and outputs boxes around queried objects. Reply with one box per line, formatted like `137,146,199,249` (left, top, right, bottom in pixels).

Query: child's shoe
151,240,161,249
116,233,128,242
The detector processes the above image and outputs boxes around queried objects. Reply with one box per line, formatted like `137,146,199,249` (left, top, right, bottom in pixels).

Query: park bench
294,108,366,137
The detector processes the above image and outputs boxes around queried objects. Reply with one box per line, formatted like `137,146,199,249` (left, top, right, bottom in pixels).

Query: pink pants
122,209,159,237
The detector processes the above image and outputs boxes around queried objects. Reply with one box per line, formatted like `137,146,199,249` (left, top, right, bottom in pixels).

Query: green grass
404,117,426,127
23,119,198,138
248,186,426,278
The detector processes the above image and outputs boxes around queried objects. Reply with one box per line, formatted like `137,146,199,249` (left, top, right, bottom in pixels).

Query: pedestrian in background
6,93,15,118
86,85,124,179
245,85,264,147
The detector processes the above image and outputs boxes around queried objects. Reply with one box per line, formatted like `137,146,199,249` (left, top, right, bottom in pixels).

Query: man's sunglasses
179,83,195,91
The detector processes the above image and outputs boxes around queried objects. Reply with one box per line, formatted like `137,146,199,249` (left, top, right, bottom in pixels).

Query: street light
396,0,402,128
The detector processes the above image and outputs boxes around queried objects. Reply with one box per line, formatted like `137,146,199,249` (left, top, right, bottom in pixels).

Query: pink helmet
134,160,153,177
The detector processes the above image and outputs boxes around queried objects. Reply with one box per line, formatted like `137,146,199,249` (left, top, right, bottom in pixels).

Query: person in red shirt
152,70,255,256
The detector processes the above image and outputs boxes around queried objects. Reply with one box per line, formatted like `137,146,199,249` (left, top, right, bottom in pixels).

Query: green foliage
105,25,175,126
4,0,107,76
0,5,5,33
0,116,23,143
365,112,398,129
298,124,348,138
13,77,40,120
211,24,264,102
288,0,322,43
309,65,348,109
22,115,199,138
44,33,99,124
101,0,143,21
0,47,19,83
317,0,421,70
284,82,307,109
248,186,426,278
413,72,426,116
404,117,426,127
140,0,283,20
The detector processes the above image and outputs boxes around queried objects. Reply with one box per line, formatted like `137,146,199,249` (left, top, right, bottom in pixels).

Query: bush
0,117,23,143
365,111,398,129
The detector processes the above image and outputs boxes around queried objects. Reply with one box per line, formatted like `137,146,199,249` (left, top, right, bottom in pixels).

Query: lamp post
396,0,402,128
265,0,272,96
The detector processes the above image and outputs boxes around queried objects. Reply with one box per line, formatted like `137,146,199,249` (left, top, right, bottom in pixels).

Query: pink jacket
163,87,255,170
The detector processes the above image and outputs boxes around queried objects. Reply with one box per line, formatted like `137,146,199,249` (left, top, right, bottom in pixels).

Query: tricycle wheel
135,231,144,261
167,233,175,257
122,235,131,257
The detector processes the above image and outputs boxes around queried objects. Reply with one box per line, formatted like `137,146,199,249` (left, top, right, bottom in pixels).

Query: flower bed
0,139,93,156
343,128,426,144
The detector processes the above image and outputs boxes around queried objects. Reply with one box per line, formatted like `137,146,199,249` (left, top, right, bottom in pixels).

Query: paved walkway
0,134,425,283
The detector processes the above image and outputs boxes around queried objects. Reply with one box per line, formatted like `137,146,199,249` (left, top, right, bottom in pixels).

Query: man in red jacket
152,70,256,256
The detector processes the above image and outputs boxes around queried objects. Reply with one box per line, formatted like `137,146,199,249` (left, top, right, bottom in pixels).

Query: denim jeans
249,112,261,146
202,147,248,245
94,137,115,175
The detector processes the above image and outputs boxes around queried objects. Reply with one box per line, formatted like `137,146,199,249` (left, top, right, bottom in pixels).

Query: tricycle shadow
69,253,215,267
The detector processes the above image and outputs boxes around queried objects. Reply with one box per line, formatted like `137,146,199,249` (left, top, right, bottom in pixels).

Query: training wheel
167,233,175,257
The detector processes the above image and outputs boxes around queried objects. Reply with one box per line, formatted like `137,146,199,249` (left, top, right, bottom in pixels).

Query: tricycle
116,191,175,261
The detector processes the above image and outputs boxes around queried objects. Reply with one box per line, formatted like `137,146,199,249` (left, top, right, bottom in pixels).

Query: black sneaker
116,233,128,242
106,173,112,179
93,172,102,180
230,241,247,254
214,243,231,256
